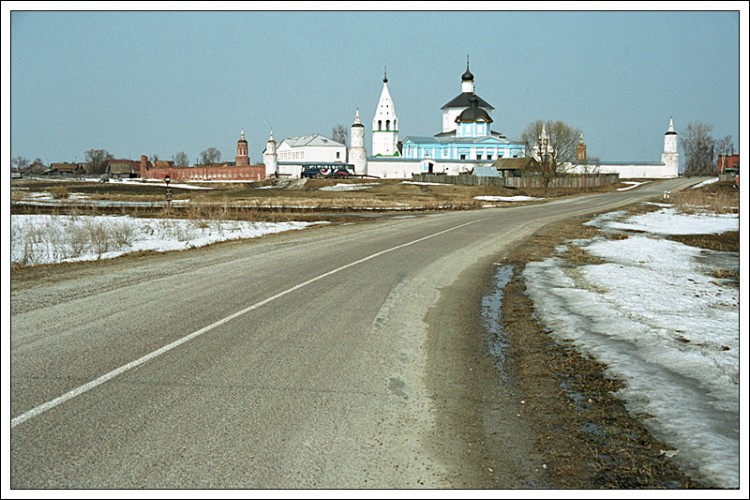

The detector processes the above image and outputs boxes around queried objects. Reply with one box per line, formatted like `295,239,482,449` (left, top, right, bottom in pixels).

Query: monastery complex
141,59,679,182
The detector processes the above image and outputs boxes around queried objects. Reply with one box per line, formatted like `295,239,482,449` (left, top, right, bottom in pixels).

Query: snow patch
11,214,324,266
617,181,650,191
523,207,740,488
690,177,720,189
319,183,381,191
473,195,542,202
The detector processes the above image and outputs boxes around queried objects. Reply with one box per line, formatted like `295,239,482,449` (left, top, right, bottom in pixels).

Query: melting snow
523,207,740,488
319,183,381,191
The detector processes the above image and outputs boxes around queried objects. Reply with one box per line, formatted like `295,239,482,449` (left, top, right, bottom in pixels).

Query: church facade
401,60,525,163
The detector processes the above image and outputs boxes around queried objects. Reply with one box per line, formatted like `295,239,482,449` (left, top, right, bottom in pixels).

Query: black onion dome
456,98,493,123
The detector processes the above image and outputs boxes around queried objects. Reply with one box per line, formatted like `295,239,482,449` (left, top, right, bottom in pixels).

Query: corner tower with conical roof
372,68,399,156
661,117,679,171
263,129,277,178
350,109,367,174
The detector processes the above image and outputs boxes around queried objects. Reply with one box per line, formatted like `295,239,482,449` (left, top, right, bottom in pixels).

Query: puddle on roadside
481,264,514,382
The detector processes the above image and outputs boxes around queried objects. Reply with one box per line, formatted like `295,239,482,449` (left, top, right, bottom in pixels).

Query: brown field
10,176,622,219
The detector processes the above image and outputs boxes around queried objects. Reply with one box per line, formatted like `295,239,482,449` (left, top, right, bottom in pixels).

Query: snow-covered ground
10,214,323,266
523,206,741,488
319,182,381,191
690,177,720,190
617,180,650,191
474,195,543,203
12,191,190,208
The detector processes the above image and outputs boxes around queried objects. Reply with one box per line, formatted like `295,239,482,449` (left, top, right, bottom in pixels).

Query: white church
353,61,528,178
263,60,679,180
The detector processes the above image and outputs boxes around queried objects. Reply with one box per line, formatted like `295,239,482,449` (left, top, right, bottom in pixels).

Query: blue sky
5,4,746,168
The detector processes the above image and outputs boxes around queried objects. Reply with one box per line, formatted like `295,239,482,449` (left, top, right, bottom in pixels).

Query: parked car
301,166,351,178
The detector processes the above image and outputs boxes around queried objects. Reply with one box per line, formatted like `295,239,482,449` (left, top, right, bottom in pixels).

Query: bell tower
576,133,587,162
372,68,399,156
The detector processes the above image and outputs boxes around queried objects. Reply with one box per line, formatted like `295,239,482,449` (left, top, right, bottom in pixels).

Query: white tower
263,129,277,178
372,69,399,156
661,117,679,172
534,122,551,161
350,108,367,175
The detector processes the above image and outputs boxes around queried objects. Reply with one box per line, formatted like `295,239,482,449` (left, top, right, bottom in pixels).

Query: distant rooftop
279,134,344,148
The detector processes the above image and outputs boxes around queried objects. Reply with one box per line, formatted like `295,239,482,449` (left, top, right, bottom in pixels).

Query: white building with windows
267,133,348,178
276,134,346,163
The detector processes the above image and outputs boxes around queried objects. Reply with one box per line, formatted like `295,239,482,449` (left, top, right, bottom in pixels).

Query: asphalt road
9,178,700,489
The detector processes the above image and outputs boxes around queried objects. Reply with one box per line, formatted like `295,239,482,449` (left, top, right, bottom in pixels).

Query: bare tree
332,124,347,146
716,135,734,174
199,147,222,165
584,156,601,176
173,151,189,167
151,154,160,162
520,120,581,194
12,156,29,169
681,122,716,177
85,149,113,174
716,135,734,155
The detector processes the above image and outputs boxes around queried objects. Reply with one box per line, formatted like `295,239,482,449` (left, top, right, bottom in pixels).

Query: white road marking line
12,219,482,428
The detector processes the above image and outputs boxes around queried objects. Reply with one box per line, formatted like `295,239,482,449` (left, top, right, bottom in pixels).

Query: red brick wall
142,165,265,181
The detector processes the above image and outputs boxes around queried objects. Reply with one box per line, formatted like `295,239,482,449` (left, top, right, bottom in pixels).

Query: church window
386,120,390,131
460,153,466,160
394,120,397,130
378,120,382,131
336,152,340,159
476,154,483,160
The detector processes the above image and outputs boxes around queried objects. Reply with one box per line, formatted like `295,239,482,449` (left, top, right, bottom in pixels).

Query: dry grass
671,180,740,214
11,177,620,216
712,268,740,282
564,243,605,265
668,231,740,253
